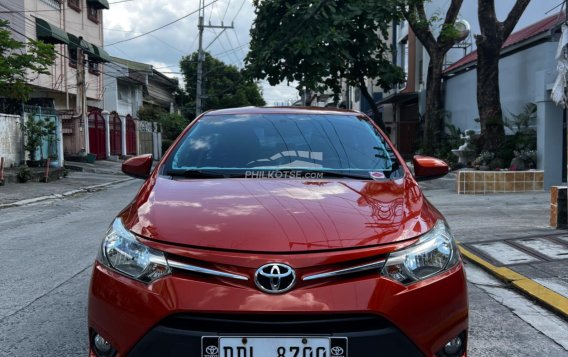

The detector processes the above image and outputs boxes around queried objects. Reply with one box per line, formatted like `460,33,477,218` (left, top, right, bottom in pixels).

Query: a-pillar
102,111,110,160
121,115,127,157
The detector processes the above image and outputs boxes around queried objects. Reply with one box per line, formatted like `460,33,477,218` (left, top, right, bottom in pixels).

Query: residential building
0,0,111,166
103,57,178,161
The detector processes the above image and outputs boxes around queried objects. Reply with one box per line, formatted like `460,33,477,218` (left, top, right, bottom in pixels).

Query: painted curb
0,178,134,209
459,245,568,319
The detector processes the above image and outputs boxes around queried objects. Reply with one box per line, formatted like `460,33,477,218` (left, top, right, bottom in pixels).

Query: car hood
122,176,440,253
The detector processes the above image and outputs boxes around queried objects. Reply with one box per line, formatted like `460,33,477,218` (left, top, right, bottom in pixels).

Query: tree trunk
475,0,531,151
476,40,506,151
422,54,445,153
359,75,387,133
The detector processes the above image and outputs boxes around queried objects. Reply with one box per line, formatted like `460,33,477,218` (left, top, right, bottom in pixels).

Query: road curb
459,245,568,319
0,178,134,210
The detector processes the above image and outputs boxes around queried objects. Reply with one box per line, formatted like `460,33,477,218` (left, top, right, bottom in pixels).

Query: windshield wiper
166,169,230,178
275,168,369,180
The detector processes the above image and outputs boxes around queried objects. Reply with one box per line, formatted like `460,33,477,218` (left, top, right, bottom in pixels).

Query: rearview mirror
412,155,449,181
122,154,153,179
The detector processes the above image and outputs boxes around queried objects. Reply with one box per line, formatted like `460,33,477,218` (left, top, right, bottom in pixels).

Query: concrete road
0,179,567,356
0,180,140,356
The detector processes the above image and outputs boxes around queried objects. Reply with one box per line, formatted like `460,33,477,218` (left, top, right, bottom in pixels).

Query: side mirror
412,155,449,181
122,154,153,179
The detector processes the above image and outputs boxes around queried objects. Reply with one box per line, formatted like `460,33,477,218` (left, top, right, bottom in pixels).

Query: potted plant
20,115,58,167
21,116,44,167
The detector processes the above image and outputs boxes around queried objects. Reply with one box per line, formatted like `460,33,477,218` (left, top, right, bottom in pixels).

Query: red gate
110,112,122,156
126,115,137,155
88,110,106,160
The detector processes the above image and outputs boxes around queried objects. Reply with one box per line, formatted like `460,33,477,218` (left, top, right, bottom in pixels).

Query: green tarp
36,18,69,45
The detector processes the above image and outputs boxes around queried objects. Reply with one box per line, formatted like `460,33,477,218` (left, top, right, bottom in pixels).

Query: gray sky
103,0,299,106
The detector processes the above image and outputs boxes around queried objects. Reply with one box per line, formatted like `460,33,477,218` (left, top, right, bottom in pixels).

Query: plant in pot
21,116,58,167
21,116,44,167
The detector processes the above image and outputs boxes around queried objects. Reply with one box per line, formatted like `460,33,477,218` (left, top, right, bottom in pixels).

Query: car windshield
162,113,403,179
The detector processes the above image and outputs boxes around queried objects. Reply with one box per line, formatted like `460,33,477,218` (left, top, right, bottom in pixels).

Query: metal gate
138,120,154,155
88,110,106,160
110,112,122,156
126,115,137,155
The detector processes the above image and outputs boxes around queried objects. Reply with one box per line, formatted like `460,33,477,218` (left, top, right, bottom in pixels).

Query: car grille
161,313,391,334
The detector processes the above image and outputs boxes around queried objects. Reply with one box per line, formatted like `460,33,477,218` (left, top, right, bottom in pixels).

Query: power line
221,0,232,22
105,0,217,47
231,0,247,23
212,42,249,58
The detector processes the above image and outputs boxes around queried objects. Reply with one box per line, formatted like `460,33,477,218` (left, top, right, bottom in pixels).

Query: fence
0,113,24,167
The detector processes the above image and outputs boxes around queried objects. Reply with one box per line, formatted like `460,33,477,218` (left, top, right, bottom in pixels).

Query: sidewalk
0,160,132,208
421,172,568,318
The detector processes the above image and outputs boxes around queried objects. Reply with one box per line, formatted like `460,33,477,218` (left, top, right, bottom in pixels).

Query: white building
0,0,111,165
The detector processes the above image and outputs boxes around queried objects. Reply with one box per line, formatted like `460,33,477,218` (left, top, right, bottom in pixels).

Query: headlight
98,218,171,283
381,220,459,284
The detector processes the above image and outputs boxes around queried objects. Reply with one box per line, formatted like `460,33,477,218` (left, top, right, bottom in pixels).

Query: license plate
202,336,347,357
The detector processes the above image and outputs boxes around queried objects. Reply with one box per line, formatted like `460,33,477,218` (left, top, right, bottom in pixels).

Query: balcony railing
40,0,62,10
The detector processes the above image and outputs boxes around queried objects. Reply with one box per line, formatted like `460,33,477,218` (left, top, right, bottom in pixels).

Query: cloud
103,0,298,104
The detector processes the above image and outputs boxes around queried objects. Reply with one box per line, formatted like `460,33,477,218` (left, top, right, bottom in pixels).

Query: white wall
423,0,559,82
0,114,23,167
444,41,564,187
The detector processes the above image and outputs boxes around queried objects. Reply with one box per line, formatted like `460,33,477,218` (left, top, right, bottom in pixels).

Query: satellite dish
454,20,471,42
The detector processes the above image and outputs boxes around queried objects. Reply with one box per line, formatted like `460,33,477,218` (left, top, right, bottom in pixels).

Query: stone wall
0,114,23,167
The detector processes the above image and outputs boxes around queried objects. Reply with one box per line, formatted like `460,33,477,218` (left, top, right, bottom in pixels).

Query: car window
163,113,402,178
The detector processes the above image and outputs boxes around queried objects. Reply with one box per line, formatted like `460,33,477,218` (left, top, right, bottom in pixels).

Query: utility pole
71,41,88,155
195,0,233,115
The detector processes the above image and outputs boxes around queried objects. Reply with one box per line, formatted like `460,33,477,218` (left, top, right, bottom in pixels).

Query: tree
180,52,265,119
245,0,406,132
476,0,531,150
0,20,56,101
138,106,188,152
403,0,464,153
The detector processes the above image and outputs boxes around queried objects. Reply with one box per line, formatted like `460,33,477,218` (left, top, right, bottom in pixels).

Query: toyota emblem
205,345,219,355
254,263,296,293
331,346,344,356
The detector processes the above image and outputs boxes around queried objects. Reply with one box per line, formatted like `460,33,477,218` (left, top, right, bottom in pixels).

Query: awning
36,18,69,45
87,0,109,10
377,92,418,105
91,44,112,63
67,33,96,57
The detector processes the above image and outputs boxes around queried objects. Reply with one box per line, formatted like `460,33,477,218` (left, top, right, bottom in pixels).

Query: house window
398,38,408,89
118,85,131,102
68,48,78,68
87,5,99,23
88,61,100,75
68,0,80,12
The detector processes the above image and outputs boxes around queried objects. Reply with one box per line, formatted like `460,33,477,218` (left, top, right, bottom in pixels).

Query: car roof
204,106,363,116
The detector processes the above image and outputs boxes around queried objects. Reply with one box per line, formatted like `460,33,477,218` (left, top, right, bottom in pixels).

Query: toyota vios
88,107,468,357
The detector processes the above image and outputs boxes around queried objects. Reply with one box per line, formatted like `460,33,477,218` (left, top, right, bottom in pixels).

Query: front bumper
88,257,468,357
